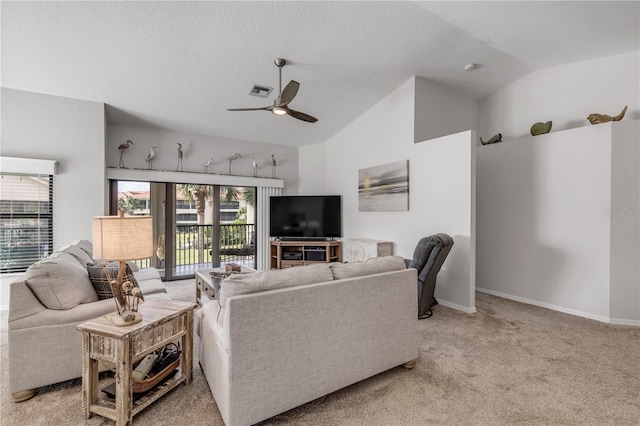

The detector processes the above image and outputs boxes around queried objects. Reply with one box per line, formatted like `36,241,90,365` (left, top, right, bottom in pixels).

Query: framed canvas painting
358,160,409,211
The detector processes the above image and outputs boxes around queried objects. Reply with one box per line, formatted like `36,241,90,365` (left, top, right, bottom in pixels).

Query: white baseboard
476,287,640,327
609,317,640,326
437,299,476,314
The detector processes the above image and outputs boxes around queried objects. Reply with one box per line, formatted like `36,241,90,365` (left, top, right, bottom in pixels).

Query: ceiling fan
227,58,318,123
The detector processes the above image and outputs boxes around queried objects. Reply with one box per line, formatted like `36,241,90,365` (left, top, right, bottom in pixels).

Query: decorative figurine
117,140,134,168
176,143,184,171
228,153,241,175
587,105,627,125
202,158,214,173
145,146,157,169
531,121,552,136
109,278,143,326
271,154,277,178
479,133,502,145
252,158,258,177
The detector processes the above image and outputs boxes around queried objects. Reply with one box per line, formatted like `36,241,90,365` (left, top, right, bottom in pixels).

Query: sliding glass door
111,180,256,280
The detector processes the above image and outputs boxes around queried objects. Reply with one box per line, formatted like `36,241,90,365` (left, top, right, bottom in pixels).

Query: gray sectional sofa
198,255,418,426
8,239,168,402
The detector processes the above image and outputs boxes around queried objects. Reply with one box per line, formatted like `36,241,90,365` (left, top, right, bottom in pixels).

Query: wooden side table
195,266,255,306
77,299,196,426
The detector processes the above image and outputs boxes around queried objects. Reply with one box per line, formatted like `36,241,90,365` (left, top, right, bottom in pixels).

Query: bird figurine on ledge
202,158,214,173
176,143,184,171
531,121,552,136
587,105,627,125
118,140,134,168
479,133,502,145
145,146,156,169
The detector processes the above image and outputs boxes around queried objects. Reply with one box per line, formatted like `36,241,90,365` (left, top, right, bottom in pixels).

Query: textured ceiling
2,1,638,147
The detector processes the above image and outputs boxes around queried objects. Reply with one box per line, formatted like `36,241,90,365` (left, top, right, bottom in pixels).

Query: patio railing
175,223,255,267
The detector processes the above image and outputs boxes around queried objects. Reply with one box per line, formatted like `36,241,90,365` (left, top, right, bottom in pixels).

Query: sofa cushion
24,252,98,310
58,244,94,266
216,264,332,327
87,262,140,300
219,263,333,309
57,239,94,259
330,255,406,280
133,268,166,295
73,239,94,258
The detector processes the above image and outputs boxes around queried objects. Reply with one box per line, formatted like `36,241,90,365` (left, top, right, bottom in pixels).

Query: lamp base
109,311,142,327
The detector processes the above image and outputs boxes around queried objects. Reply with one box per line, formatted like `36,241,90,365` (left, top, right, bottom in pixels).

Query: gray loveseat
8,239,169,402
199,255,418,426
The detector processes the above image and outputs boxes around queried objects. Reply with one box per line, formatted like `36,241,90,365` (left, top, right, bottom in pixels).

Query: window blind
0,173,54,273
256,186,282,270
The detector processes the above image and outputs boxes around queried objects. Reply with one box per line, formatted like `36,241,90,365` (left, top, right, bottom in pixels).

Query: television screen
270,195,342,239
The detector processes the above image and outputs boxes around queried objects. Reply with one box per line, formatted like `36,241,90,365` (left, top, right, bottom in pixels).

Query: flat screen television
270,195,342,239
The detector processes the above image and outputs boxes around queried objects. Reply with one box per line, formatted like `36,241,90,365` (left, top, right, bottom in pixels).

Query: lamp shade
92,216,153,261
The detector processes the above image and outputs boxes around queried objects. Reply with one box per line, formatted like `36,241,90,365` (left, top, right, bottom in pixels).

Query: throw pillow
24,252,99,310
87,262,140,300
330,255,406,280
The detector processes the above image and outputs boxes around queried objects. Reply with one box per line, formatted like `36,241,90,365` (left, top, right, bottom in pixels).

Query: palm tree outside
177,184,212,263
176,185,251,264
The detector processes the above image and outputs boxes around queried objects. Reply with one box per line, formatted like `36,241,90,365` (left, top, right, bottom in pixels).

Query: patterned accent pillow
87,262,140,300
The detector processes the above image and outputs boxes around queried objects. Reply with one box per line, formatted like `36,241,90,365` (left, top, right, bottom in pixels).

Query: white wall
106,124,299,194
478,51,640,142
476,122,639,324
1,88,106,308
414,76,478,143
297,142,326,194
300,77,477,312
609,120,640,323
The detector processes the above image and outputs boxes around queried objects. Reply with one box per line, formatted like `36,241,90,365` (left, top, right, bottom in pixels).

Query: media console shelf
270,240,342,269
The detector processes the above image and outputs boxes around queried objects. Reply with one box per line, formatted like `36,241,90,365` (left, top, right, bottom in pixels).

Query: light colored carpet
1,280,639,425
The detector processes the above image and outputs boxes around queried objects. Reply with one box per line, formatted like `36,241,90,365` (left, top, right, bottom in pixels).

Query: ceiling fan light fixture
272,106,287,115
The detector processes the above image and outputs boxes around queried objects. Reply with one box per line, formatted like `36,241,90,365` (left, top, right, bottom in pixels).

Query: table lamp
92,215,153,326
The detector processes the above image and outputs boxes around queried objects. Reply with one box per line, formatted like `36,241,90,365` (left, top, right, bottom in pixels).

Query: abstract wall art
358,160,409,211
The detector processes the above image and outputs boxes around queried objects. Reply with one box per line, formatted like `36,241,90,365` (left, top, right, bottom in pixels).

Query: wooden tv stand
270,240,341,269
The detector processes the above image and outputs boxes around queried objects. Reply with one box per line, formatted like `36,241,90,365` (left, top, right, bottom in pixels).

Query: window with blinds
0,173,53,273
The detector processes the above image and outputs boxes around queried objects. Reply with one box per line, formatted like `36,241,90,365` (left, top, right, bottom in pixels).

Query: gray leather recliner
405,233,454,319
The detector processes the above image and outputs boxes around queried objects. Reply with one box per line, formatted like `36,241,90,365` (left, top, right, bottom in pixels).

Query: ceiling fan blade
287,108,318,123
278,80,300,106
227,106,272,111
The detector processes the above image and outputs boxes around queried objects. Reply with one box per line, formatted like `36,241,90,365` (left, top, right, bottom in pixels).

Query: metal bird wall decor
227,58,318,123
117,140,134,168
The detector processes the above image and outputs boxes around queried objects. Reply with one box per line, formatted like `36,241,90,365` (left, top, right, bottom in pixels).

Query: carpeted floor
1,280,639,425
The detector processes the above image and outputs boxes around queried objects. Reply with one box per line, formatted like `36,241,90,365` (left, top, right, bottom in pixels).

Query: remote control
132,354,158,380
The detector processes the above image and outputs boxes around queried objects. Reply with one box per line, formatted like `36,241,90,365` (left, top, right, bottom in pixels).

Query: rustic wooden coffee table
77,299,196,426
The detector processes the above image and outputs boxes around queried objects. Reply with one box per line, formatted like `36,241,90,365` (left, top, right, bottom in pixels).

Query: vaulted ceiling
2,1,638,146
